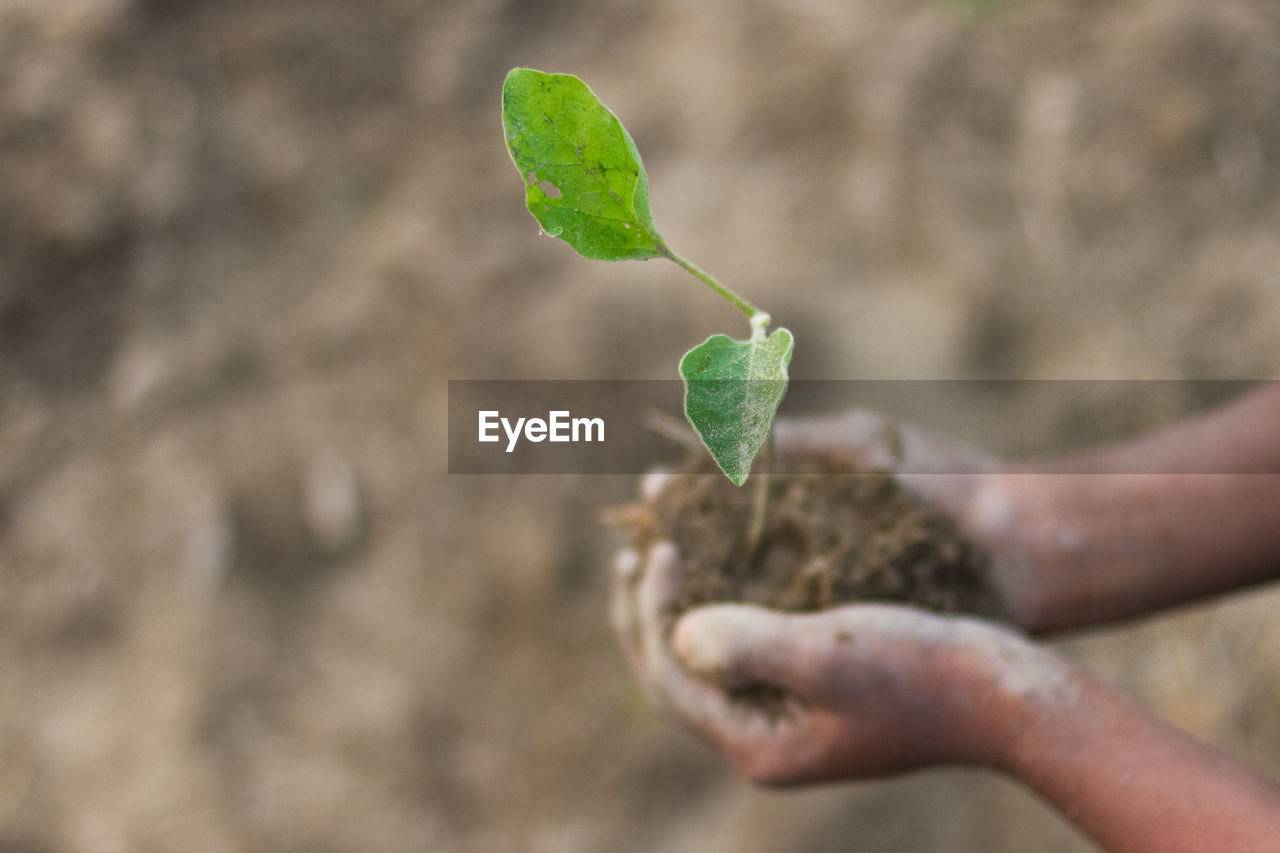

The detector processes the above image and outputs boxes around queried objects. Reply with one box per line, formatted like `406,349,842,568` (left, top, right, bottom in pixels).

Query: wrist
959,467,1090,633
973,636,1085,776
896,464,1065,632
917,618,1081,770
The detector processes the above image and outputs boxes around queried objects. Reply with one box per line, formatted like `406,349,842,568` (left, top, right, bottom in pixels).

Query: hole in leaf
538,179,562,199
526,170,537,186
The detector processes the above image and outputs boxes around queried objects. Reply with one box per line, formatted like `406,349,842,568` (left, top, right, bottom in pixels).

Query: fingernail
672,612,725,674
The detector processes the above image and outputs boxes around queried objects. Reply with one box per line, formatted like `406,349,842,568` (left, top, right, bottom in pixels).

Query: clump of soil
612,451,1004,619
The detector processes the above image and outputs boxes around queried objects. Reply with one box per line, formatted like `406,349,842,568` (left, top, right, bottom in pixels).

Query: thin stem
744,431,774,560
659,245,770,328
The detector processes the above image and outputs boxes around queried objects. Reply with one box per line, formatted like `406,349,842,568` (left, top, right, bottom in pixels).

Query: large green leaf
502,68,665,261
680,329,794,486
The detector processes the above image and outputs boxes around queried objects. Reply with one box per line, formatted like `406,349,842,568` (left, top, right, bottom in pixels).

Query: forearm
1039,382,1280,476
1001,670,1280,853
982,470,1280,631
977,385,1280,632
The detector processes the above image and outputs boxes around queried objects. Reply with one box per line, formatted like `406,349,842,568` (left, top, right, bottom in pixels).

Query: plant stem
659,245,771,328
744,431,773,560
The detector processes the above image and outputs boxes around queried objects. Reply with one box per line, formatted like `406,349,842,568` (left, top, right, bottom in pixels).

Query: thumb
672,605,819,695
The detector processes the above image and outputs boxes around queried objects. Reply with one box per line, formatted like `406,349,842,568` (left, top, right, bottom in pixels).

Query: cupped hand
611,531,1073,786
774,409,1043,630
611,407,1072,786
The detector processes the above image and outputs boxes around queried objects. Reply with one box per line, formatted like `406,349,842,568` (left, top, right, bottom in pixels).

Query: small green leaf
680,328,794,486
502,68,665,261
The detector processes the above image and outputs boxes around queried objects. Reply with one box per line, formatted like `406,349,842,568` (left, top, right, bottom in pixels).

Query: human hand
801,394,1280,634
739,400,1280,635
611,521,1075,786
772,409,1042,630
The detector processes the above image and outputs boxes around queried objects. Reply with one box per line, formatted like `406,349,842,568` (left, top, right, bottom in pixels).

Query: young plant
501,68,792,486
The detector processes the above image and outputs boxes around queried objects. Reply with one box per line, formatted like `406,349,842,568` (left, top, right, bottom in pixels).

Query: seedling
501,68,792,486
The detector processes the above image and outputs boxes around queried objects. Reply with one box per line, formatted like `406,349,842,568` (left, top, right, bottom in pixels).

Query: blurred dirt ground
1,0,1279,850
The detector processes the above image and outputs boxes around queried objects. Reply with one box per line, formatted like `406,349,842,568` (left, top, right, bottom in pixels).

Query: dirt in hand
612,450,1005,619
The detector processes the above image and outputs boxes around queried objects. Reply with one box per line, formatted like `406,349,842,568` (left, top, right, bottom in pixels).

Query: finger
629,544,831,779
637,542,684,665
609,548,644,672
633,542,686,694
633,546,778,738
672,605,823,695
654,644,804,771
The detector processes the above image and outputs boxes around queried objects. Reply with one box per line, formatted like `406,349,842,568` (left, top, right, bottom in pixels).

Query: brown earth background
2,0,1280,850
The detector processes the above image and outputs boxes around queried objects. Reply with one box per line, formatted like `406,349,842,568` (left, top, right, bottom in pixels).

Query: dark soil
612,450,1005,619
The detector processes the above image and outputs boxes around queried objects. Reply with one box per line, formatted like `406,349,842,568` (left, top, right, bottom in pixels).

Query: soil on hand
613,450,1005,619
